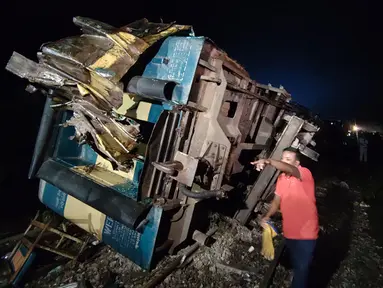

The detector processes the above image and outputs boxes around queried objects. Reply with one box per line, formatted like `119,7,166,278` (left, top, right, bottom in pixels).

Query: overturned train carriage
6,17,319,269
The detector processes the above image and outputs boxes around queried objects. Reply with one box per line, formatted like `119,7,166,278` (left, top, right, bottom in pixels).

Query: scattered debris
329,189,383,287
25,246,141,288
143,227,218,288
359,202,370,208
58,283,81,288
57,280,93,288
215,262,257,276
1,179,382,288
339,181,350,191
0,211,93,287
22,216,275,288
157,218,274,288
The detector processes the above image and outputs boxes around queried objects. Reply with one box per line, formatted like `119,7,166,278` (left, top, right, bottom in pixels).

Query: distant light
331,122,334,125
352,125,359,132
347,132,351,137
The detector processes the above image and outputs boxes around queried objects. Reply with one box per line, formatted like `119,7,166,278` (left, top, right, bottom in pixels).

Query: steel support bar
234,116,304,224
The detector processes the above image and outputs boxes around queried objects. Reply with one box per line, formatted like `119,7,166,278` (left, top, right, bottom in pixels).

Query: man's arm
264,194,280,220
252,159,301,179
261,194,280,227
268,159,301,179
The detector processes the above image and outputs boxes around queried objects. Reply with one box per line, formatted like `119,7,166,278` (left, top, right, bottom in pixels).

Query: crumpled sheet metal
63,100,140,171
5,17,192,171
6,17,191,110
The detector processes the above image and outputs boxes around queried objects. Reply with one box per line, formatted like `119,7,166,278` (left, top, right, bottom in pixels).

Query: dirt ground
22,179,383,288
26,216,277,288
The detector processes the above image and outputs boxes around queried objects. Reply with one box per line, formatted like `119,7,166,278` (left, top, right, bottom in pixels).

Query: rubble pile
144,217,287,288
310,180,383,288
269,264,292,288
22,180,383,287
158,217,270,288
25,216,282,288
26,246,144,288
328,191,383,287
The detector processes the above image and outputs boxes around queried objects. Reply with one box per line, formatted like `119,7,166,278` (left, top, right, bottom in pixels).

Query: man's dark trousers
285,238,316,288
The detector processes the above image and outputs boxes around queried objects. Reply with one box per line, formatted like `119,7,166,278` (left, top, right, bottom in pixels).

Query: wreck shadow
307,184,354,288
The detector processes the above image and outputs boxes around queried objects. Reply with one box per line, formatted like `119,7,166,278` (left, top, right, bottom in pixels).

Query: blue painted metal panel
143,36,205,105
112,160,144,201
133,160,143,183
148,104,164,123
36,36,206,270
40,182,162,270
111,181,139,201
54,112,98,167
11,245,36,287
101,206,162,270
41,182,68,215
52,111,142,200
146,103,174,124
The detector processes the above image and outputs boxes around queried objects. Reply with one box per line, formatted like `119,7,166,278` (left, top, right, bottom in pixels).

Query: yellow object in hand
261,221,278,260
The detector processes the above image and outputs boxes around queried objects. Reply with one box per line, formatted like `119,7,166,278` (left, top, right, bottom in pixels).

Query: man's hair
283,147,301,161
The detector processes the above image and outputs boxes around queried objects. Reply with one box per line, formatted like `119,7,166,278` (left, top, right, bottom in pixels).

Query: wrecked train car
5,17,319,270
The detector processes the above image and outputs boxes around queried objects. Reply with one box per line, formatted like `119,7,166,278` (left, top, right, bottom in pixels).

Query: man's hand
260,216,270,229
259,195,280,228
251,159,270,171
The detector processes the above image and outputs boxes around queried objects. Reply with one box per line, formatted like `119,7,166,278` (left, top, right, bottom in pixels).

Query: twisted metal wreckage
6,17,320,271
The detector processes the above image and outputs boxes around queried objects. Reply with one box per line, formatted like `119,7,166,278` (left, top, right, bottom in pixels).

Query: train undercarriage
5,17,320,270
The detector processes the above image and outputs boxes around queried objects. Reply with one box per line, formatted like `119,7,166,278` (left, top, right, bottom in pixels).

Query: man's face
281,151,299,166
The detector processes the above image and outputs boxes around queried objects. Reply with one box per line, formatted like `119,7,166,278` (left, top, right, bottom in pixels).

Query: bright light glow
331,122,334,125
352,125,359,132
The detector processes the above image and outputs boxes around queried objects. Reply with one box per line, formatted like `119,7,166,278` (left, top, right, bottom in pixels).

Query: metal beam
234,116,304,224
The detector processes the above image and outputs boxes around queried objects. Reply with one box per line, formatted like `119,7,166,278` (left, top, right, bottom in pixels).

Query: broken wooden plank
216,262,258,276
142,228,217,288
31,220,83,244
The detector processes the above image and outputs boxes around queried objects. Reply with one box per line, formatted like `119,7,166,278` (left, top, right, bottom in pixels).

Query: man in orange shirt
252,147,318,288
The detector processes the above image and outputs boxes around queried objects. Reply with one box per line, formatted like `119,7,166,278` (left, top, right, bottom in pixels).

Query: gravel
328,193,383,287
24,179,383,288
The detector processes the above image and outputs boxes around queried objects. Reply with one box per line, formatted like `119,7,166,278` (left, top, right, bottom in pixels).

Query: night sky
1,0,374,122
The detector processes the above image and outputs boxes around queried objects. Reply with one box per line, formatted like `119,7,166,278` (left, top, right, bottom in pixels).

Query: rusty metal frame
8,212,87,285
234,116,305,224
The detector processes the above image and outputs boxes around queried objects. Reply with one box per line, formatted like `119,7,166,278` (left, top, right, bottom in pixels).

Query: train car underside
5,17,319,270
